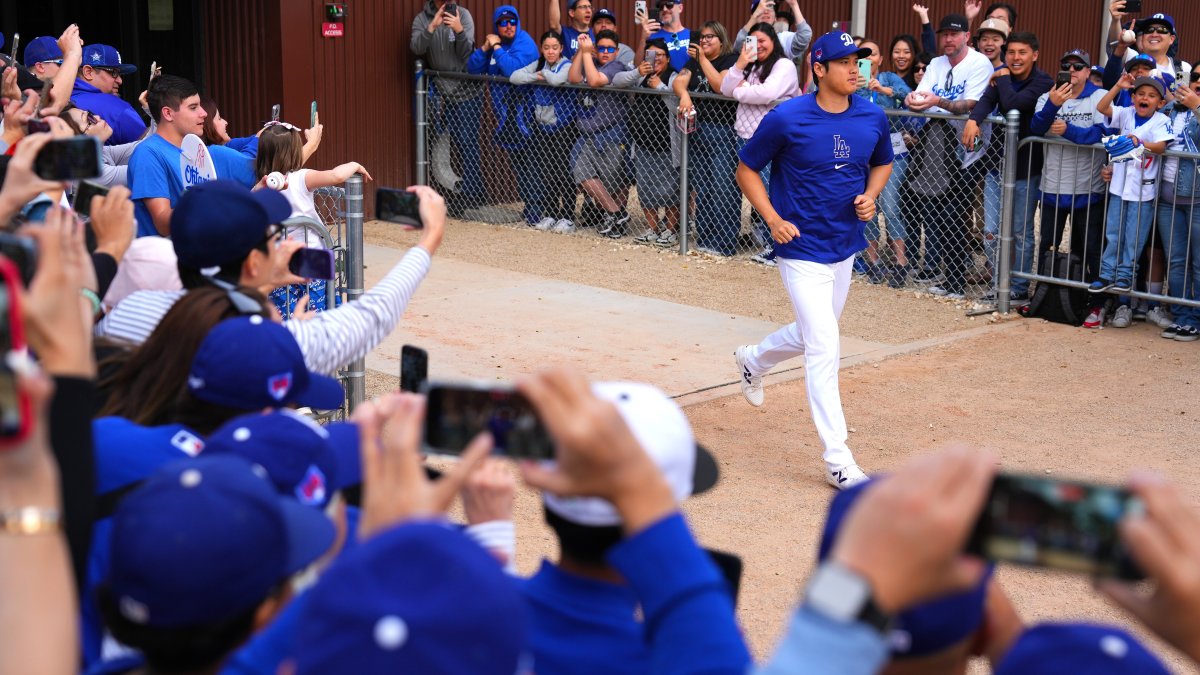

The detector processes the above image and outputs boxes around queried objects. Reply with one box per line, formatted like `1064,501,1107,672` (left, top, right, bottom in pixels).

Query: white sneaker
534,216,557,231
1111,304,1133,328
654,230,678,247
927,285,965,300
733,346,764,407
827,464,870,490
633,230,658,243
1083,307,1105,329
1146,306,1173,329
551,219,576,234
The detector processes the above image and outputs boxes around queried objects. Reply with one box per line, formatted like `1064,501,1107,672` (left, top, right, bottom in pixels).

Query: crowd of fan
415,0,1200,337
0,9,1200,675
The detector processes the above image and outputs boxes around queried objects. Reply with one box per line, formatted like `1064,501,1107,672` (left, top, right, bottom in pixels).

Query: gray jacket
411,1,477,102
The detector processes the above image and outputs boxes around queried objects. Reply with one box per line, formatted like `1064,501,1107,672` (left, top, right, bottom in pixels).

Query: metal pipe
344,175,366,412
415,60,428,186
678,123,690,255
997,109,1020,313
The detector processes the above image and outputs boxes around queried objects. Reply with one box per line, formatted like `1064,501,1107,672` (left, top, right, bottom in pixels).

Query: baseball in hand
266,172,286,190
1121,29,1136,44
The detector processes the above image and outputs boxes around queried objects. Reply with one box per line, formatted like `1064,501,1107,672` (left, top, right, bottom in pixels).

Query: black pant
1038,198,1105,283
537,127,578,222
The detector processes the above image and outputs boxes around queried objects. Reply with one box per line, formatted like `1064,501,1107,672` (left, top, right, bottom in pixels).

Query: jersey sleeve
738,106,788,172
869,110,894,167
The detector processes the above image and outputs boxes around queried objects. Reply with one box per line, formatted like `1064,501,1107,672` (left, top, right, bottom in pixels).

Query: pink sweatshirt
720,58,800,140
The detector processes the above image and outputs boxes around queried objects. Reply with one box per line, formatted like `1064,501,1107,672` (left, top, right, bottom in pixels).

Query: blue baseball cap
171,179,292,269
23,36,63,67
592,7,616,23
995,623,1170,674
295,522,529,674
83,44,137,74
188,315,345,411
810,31,872,64
1136,13,1175,35
204,410,361,509
107,455,335,628
1124,54,1156,73
818,479,995,658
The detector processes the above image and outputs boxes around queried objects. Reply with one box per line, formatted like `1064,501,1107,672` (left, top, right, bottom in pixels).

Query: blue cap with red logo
818,479,995,657
188,316,345,412
995,623,1170,674
23,36,63,67
204,410,361,509
810,31,872,64
171,179,292,269
107,455,335,628
83,44,137,74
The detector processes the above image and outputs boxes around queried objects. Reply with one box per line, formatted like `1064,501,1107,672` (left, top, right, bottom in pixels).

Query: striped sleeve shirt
94,247,433,376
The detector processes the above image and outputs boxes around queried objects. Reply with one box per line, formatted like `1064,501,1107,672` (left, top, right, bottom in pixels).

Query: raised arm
304,163,374,191
45,25,82,117
549,0,561,31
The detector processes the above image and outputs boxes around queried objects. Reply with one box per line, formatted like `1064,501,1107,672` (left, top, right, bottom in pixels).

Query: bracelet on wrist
0,507,62,535
80,288,101,316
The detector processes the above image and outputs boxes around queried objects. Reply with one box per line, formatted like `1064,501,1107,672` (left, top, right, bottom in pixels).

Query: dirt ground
365,218,1200,673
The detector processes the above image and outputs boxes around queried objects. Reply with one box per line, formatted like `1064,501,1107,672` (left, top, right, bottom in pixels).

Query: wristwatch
0,507,62,535
804,561,893,634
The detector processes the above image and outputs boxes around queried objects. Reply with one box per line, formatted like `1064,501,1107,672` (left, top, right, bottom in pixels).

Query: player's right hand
768,218,800,244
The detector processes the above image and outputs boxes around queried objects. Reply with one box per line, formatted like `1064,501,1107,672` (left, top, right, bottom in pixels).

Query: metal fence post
344,175,366,412
997,109,1020,314
415,60,428,186
677,124,690,255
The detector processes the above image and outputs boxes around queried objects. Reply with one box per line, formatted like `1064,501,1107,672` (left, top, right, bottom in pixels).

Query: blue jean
737,136,772,248
982,169,1002,274
446,95,486,203
1100,195,1156,284
692,123,742,255
866,153,908,242
1156,200,1200,327
1004,177,1039,295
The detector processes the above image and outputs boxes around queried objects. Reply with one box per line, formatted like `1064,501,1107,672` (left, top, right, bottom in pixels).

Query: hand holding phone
1123,0,1142,12
72,181,111,219
634,0,647,24
375,187,423,228
423,382,555,460
857,58,872,89
34,136,102,181
743,36,757,62
310,100,318,129
1056,70,1072,88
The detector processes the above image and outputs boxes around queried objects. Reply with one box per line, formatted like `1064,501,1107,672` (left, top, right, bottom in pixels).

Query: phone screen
1124,0,1142,12
310,100,318,128
423,384,556,460
400,345,428,393
375,188,423,227
1056,70,1072,88
271,104,281,122
34,136,101,181
73,181,111,219
287,248,335,280
967,473,1144,579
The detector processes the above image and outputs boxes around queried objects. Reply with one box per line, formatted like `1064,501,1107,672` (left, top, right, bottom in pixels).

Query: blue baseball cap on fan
810,31,872,64
1136,13,1175,35
171,180,292,269
83,44,137,74
995,623,1170,674
188,316,345,411
204,410,362,509
107,455,335,628
818,479,995,658
294,522,530,674
23,36,63,67
1124,54,1156,73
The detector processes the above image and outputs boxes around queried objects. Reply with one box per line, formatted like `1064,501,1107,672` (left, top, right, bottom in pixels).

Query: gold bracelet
0,507,62,535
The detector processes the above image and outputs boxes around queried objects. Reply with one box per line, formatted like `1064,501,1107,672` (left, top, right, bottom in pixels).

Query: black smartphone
423,382,556,460
34,136,102,181
287,248,335,280
25,119,50,134
73,181,110,219
0,233,37,287
445,3,457,14
966,473,1145,580
1124,0,1142,13
375,187,423,227
400,344,428,393
1056,70,1072,88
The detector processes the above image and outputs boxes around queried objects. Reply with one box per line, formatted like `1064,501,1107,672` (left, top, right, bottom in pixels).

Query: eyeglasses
93,66,122,78
39,59,63,66
915,65,927,72
255,223,285,252
497,18,517,27
698,33,718,42
1138,26,1171,35
597,45,617,53
81,111,99,133
1060,62,1088,72
572,3,592,9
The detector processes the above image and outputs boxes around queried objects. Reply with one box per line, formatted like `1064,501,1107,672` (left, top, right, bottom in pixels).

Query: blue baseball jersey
739,94,893,263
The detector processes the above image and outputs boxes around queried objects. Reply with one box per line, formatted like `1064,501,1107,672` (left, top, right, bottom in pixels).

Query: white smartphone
744,36,757,62
634,0,646,24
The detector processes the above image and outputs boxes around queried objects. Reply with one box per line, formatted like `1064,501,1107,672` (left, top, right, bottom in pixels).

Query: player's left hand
767,218,800,244
854,194,877,222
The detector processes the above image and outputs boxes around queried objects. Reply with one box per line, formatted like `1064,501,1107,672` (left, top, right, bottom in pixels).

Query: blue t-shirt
739,94,894,263
561,25,593,60
210,144,258,188
649,28,691,71
128,135,257,237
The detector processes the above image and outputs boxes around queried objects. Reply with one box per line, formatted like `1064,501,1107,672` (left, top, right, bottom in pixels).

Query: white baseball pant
742,255,856,471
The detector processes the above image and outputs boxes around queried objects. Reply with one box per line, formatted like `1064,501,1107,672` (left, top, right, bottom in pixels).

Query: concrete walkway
362,244,902,402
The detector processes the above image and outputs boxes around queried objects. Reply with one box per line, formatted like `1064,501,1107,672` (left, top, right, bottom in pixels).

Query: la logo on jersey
833,135,851,159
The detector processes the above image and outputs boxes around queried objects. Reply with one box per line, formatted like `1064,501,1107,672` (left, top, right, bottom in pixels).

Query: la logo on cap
268,372,293,401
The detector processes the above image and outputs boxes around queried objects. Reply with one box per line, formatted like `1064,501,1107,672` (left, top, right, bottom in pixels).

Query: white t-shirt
1107,106,1173,202
281,168,326,248
917,48,994,114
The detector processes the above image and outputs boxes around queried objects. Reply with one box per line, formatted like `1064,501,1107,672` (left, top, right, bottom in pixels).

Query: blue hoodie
466,5,538,148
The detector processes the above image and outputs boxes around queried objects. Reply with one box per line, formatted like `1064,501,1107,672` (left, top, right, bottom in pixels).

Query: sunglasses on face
94,66,122,77
39,59,64,66
1138,26,1171,35
497,18,517,27
597,45,617,53
915,65,927,72
656,2,676,10
1060,62,1088,71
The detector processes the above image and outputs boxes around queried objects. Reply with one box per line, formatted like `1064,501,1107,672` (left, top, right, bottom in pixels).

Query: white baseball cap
543,381,718,527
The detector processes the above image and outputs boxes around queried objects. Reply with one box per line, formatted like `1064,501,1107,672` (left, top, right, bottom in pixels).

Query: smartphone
9,33,18,65
0,234,36,287
966,473,1145,580
73,180,110,219
744,36,757,62
25,119,50,135
147,60,159,91
400,344,428,393
34,136,102,181
1056,70,1072,88
271,104,281,122
423,382,556,460
375,187,423,227
634,0,647,24
1123,0,1142,12
445,2,457,14
310,100,318,128
0,257,32,445
857,58,872,88
287,248,335,280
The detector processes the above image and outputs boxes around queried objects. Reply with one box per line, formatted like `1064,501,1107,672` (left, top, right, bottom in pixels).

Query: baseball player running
733,31,893,490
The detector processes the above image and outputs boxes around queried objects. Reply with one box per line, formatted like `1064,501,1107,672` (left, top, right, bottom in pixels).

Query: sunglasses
497,18,517,27
915,65,928,72
1138,26,1171,35
81,111,100,132
597,45,617,53
39,59,64,66
1060,62,1088,71
93,66,122,77
656,2,676,10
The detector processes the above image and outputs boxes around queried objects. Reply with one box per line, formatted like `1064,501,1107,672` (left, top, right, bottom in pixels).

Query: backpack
1025,252,1089,326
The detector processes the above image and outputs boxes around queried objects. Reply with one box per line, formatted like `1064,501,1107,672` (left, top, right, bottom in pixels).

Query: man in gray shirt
411,1,485,213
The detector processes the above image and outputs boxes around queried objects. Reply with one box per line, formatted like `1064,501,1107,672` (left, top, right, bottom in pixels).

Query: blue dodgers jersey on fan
561,25,593,59
739,94,893,263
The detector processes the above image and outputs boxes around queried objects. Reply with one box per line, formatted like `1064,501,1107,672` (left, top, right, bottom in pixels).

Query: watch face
807,563,871,623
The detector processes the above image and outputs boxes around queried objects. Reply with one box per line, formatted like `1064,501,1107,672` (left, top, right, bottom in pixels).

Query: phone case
0,258,32,446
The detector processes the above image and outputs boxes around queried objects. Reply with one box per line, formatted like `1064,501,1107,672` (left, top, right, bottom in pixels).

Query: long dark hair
745,23,785,82
537,30,564,71
888,34,920,88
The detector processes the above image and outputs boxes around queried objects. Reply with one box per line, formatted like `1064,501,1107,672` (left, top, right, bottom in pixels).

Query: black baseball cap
937,14,969,33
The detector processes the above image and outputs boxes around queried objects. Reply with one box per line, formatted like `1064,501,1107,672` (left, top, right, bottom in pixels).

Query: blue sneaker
1089,279,1114,293
1112,278,1133,293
